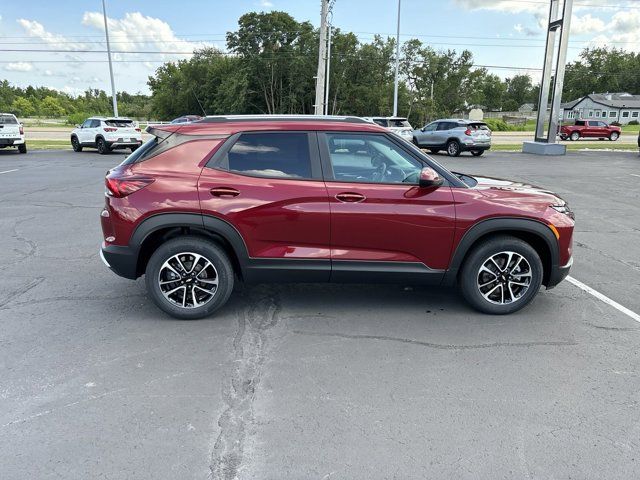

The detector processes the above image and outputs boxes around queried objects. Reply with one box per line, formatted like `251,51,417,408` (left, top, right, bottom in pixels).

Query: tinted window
0,114,18,125
575,120,586,126
105,119,134,127
121,137,158,165
372,119,388,127
389,119,411,128
424,123,438,132
325,133,422,184
81,119,92,128
225,133,312,179
90,120,101,128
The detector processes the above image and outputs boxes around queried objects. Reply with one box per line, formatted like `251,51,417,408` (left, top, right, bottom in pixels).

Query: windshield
0,114,18,125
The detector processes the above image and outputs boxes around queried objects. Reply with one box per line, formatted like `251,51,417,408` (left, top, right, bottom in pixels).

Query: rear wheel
471,150,484,157
71,136,82,152
96,137,110,155
446,140,461,157
609,132,619,141
570,132,580,141
18,143,27,154
145,237,234,320
459,235,543,315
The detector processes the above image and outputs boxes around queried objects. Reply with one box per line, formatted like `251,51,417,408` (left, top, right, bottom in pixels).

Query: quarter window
224,133,312,179
324,133,422,185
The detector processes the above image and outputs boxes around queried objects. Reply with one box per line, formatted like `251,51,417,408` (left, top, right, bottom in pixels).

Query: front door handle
210,187,240,198
335,192,366,203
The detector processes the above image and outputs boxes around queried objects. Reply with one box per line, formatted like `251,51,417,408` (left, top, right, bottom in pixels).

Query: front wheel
609,132,619,141
459,235,543,315
570,132,580,141
471,150,484,157
18,143,27,154
71,136,82,152
145,237,234,320
446,140,461,157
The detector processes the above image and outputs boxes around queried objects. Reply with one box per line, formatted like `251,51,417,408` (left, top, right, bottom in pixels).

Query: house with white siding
560,93,640,125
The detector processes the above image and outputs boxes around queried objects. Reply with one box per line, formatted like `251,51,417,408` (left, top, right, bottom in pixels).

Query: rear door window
90,119,101,128
222,132,313,179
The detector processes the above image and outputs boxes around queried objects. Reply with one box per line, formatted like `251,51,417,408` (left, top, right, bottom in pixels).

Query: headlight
551,204,575,220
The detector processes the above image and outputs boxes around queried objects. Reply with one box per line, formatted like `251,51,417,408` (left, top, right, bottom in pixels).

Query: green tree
10,97,36,117
39,96,66,117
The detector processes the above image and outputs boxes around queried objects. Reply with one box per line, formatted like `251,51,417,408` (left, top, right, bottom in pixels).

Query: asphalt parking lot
1,148,639,479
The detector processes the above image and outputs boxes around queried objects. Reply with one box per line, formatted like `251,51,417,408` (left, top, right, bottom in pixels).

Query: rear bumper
461,143,491,152
101,242,138,279
0,138,25,145
106,139,143,149
546,256,573,289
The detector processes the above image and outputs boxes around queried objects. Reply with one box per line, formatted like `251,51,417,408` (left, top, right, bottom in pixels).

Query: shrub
67,112,90,126
627,120,639,126
483,118,516,132
610,121,622,126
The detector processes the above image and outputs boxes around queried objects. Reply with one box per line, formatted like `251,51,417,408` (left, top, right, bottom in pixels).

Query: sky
0,0,639,96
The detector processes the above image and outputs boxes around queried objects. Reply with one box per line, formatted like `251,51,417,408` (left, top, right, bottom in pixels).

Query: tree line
1,11,638,125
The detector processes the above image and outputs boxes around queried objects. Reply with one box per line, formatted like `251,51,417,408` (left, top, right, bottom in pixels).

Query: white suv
365,117,414,141
0,113,27,154
71,117,143,154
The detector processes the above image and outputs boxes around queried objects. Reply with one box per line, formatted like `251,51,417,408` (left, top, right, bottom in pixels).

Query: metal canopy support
524,0,573,155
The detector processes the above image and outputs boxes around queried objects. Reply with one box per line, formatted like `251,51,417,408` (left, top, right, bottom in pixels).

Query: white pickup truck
0,113,27,154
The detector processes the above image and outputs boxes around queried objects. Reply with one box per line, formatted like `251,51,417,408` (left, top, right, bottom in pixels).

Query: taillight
19,126,24,135
104,127,117,132
465,128,472,136
105,175,154,198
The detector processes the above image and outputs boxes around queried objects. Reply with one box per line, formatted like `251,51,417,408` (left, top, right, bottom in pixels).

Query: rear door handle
335,192,366,203
210,187,240,198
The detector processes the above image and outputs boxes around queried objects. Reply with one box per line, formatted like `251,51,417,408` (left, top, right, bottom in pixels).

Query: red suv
100,116,574,319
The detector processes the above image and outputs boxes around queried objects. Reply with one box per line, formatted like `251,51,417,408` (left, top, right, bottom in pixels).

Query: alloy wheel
158,252,219,309
476,251,532,305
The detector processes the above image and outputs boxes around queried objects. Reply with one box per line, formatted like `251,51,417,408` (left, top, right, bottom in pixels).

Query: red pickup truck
559,120,621,141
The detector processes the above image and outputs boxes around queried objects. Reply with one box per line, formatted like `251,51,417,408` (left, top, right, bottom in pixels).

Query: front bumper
101,242,138,279
546,256,573,289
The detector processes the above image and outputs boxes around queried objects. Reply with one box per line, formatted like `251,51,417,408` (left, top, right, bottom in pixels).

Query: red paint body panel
198,169,331,259
325,182,456,269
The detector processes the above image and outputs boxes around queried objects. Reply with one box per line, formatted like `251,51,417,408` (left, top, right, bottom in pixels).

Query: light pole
314,0,329,115
102,0,118,117
324,6,334,115
392,0,401,117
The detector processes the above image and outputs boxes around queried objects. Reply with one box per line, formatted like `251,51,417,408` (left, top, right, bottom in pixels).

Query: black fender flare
442,217,559,286
129,212,250,276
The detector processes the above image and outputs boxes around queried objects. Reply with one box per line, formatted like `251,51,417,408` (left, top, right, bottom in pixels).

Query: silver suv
413,119,491,157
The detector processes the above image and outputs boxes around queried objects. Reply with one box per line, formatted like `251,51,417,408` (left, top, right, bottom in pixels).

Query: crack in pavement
575,241,640,272
0,277,45,308
210,288,281,480
292,330,577,350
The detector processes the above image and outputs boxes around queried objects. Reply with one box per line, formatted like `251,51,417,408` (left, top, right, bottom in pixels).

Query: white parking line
567,276,640,323
0,169,18,175
630,174,640,178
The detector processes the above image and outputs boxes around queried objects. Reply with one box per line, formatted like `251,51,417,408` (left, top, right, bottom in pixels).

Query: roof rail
198,114,372,124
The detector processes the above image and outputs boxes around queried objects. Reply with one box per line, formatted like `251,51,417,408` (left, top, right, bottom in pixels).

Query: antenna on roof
190,87,207,116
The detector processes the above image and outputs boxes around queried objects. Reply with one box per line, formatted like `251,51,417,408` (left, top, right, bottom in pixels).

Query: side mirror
420,127,425,132
76,124,81,128
419,167,444,189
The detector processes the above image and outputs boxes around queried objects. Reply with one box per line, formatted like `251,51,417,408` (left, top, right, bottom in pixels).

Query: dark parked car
170,115,202,124
100,115,574,319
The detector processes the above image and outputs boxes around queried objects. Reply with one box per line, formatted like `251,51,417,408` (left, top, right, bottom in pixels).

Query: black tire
412,137,421,147
459,235,543,315
71,136,82,152
96,137,110,155
429,148,440,154
18,143,27,154
570,132,580,141
609,132,619,141
446,140,461,157
145,236,234,320
471,150,484,157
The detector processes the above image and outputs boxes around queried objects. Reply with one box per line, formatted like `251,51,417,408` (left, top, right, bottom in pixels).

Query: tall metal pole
324,23,332,115
314,0,329,115
392,0,401,117
548,0,573,141
102,0,118,117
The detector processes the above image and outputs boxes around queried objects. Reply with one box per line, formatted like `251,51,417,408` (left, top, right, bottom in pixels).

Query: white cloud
454,0,543,14
5,62,33,72
571,14,606,35
590,11,640,52
81,11,211,60
258,0,274,7
17,19,86,50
